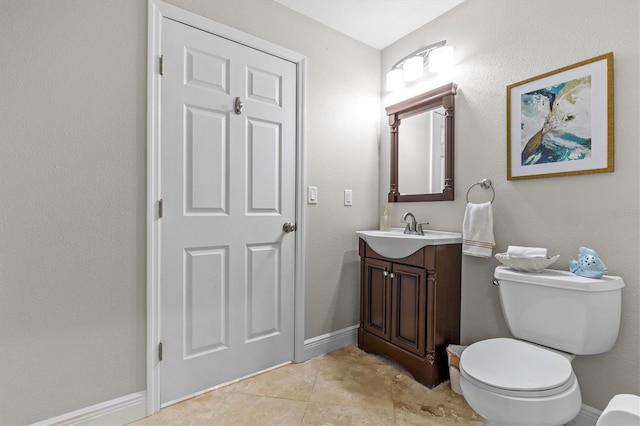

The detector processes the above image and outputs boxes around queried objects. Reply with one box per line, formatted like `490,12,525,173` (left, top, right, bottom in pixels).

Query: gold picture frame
506,52,613,180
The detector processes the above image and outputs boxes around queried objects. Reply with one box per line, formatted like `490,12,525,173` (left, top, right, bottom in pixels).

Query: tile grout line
298,354,324,425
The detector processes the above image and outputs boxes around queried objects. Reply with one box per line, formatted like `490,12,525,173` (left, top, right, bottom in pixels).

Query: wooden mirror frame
386,82,457,202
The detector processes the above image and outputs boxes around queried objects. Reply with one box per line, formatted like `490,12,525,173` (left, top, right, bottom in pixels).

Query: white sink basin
356,227,462,259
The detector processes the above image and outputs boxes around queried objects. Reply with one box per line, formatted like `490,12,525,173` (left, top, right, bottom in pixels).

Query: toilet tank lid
494,266,624,292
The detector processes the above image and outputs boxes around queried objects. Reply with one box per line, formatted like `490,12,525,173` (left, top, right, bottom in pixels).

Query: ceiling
274,0,465,50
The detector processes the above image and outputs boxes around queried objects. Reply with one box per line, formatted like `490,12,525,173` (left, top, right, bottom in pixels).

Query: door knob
282,222,296,233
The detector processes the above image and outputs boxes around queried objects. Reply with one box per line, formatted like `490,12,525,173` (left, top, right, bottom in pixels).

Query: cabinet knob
383,271,388,277
389,272,395,278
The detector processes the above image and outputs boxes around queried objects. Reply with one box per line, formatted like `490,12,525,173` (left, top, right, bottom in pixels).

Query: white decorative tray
495,253,560,272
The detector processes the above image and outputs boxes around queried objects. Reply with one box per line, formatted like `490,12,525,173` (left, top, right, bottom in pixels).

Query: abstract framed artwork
507,52,613,180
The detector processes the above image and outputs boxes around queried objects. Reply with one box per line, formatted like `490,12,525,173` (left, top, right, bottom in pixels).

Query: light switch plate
344,189,352,206
308,186,318,204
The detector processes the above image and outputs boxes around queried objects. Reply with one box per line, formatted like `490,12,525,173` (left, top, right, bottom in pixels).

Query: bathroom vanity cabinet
357,238,462,388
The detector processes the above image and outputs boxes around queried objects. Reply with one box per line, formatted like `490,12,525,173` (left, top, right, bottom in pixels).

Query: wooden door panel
184,105,228,214
391,264,426,356
363,258,391,340
246,118,281,214
183,247,228,356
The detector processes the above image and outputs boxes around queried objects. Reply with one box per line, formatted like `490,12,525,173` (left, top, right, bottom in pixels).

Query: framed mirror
386,83,457,202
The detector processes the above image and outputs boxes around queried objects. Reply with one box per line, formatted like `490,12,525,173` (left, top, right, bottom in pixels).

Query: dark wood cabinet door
363,258,392,340
390,263,426,356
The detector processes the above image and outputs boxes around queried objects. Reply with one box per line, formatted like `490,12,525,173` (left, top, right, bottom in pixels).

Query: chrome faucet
402,212,428,235
402,212,417,234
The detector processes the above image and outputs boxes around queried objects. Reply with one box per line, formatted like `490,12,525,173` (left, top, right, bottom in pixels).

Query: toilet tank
494,266,624,355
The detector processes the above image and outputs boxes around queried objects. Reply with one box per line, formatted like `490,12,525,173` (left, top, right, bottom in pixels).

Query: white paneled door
159,17,297,405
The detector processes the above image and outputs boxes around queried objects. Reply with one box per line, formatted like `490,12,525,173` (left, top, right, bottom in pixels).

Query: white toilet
459,266,626,426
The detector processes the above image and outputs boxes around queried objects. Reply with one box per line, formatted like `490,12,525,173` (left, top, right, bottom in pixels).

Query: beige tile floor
131,345,483,425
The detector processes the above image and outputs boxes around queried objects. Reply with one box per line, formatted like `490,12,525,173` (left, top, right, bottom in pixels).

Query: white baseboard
566,404,602,426
31,326,358,426
32,391,147,426
302,324,359,361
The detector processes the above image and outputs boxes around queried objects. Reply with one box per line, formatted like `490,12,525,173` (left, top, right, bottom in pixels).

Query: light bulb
402,56,424,81
386,68,404,91
428,46,454,73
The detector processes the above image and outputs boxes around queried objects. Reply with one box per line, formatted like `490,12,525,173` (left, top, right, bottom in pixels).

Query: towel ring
466,179,495,203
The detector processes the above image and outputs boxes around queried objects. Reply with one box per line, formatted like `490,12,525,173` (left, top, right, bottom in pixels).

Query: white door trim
146,0,306,416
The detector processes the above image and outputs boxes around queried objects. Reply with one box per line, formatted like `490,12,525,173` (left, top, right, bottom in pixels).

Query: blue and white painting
520,76,592,166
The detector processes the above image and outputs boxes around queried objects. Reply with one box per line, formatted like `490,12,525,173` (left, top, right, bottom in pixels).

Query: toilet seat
460,338,575,397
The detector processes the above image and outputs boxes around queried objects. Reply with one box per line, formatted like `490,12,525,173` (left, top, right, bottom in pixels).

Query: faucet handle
416,222,429,235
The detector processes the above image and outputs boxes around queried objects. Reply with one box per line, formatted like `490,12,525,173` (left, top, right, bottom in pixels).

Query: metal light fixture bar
390,40,447,71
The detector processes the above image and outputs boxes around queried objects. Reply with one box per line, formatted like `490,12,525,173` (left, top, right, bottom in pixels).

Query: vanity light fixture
385,40,454,91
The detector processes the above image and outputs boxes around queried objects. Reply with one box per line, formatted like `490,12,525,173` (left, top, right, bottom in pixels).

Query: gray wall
2,0,637,423
0,0,379,423
1,1,148,424
380,0,639,410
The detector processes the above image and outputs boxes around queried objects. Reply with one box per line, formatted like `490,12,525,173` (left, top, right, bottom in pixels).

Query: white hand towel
462,202,495,258
507,245,548,258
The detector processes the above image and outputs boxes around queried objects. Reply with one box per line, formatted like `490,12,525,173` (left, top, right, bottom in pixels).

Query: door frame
146,0,307,415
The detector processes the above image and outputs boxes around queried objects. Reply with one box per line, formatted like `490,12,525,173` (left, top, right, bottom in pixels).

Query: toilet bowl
597,394,640,426
459,266,625,426
459,338,581,426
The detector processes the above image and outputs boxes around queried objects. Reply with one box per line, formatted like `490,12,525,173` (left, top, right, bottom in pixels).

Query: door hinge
159,55,164,76
158,198,163,218
158,342,163,361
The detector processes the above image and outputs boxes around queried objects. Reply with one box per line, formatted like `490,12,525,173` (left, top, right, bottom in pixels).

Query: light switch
344,189,353,206
308,186,318,204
